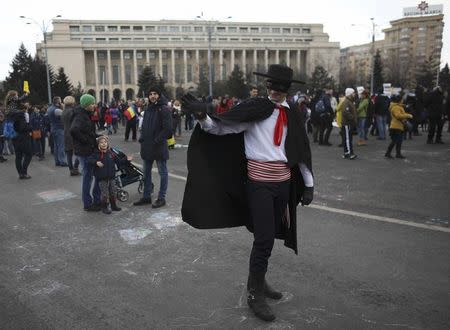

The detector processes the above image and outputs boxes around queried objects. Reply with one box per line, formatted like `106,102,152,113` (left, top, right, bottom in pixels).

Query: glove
301,186,314,206
181,94,207,120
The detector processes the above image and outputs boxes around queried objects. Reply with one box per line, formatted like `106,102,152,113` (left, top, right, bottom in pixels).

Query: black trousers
247,179,290,274
13,140,32,176
319,118,333,144
125,119,137,141
428,117,444,141
342,125,354,155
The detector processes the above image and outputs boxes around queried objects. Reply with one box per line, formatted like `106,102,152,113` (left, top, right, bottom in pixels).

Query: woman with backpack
5,90,32,179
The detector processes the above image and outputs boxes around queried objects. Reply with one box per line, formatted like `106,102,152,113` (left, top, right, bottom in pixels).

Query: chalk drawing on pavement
36,189,77,203
119,228,153,245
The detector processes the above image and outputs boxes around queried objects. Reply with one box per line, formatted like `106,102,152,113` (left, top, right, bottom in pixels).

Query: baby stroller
110,146,145,201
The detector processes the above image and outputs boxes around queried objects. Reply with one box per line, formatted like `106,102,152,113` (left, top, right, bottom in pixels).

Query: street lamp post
20,15,61,105
196,14,231,98
206,24,213,98
370,18,375,96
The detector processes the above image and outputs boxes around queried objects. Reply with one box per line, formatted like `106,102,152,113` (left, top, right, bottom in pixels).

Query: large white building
38,19,340,100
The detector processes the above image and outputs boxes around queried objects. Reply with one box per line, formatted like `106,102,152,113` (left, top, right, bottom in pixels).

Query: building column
159,49,163,77
253,50,257,72
146,49,150,66
133,49,138,86
231,49,235,71
264,49,268,71
297,50,301,73
93,49,99,101
195,49,200,83
242,49,247,75
107,49,112,98
171,49,176,86
275,50,279,64
219,49,223,80
120,50,125,99
183,49,188,84
81,51,87,88
286,49,290,67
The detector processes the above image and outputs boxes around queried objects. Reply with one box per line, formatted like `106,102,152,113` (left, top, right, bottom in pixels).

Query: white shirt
199,97,314,187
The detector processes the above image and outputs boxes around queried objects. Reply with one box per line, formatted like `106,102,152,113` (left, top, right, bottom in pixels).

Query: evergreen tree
53,67,73,99
226,65,248,99
138,66,158,97
438,63,450,91
212,80,228,98
415,55,439,89
4,43,33,93
372,49,384,94
155,74,168,98
310,65,335,93
73,82,84,103
28,56,55,105
196,66,210,97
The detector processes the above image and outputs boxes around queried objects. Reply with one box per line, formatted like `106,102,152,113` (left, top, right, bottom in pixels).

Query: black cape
181,97,312,254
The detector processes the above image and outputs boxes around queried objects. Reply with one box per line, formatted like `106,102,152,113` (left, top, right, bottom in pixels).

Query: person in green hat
70,93,101,211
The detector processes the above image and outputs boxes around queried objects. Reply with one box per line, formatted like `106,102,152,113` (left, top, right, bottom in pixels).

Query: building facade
340,10,444,89
38,19,340,100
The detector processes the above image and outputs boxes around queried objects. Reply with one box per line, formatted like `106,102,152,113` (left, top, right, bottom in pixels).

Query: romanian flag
124,106,136,120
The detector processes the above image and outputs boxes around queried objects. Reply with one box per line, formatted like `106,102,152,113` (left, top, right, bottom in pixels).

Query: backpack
3,120,17,139
315,99,326,114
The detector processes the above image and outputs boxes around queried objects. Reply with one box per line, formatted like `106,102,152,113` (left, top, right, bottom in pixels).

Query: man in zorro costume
181,64,314,322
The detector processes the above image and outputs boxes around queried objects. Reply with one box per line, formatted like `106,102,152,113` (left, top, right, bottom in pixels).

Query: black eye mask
266,80,290,93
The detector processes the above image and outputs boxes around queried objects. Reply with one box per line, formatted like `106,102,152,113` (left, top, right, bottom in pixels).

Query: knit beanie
148,85,161,96
80,94,96,108
345,88,355,97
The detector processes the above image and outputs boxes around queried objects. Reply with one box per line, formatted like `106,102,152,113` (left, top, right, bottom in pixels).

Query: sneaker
435,140,444,144
0,157,6,163
133,197,152,206
395,154,406,159
384,153,393,159
152,198,166,208
19,174,31,179
349,154,357,160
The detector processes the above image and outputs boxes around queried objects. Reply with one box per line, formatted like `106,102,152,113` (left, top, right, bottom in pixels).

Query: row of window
76,36,313,43
95,63,202,84
94,48,304,61
70,24,311,34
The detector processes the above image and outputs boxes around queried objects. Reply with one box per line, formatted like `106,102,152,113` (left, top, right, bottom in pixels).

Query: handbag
32,130,42,139
403,120,413,132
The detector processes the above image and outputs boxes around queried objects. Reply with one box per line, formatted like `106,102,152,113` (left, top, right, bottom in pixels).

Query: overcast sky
1,0,449,81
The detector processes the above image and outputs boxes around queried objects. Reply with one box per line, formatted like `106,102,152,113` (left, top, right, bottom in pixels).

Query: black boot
247,276,282,300
101,199,111,214
247,272,276,322
385,142,395,158
395,142,405,159
110,196,121,211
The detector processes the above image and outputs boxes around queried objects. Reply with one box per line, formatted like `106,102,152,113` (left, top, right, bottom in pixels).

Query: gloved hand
301,186,314,206
181,93,207,120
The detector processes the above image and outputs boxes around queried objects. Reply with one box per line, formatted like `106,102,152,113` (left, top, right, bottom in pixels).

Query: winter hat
148,85,161,96
80,94,96,108
345,88,355,97
96,135,109,146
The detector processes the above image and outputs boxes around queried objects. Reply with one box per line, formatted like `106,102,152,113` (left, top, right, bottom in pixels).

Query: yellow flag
23,81,29,93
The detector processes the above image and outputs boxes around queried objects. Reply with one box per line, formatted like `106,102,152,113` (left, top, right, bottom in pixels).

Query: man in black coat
426,86,445,144
133,86,172,208
70,94,101,211
181,65,314,322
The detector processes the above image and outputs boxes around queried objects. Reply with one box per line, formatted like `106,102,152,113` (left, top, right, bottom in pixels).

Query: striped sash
247,159,291,182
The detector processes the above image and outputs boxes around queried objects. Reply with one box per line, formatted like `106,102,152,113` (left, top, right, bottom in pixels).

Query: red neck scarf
274,104,288,146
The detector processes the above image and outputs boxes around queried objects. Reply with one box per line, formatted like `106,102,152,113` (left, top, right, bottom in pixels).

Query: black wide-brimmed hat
253,64,305,84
